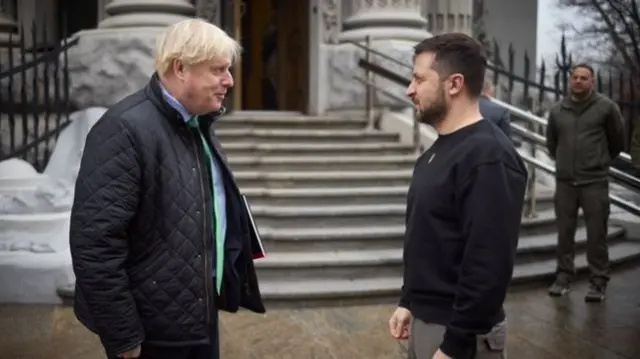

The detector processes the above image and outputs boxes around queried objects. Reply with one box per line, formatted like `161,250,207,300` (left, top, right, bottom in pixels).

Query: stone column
339,0,430,42
98,0,114,22
424,0,473,35
98,0,196,29
0,5,18,45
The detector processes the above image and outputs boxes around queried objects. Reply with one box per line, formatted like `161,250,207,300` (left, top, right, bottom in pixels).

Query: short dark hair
571,63,595,76
413,33,487,97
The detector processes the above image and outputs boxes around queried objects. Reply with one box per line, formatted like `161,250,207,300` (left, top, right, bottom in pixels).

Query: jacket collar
145,72,225,128
561,90,598,109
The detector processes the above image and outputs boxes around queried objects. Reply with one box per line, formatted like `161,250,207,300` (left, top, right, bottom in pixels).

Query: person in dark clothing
388,33,528,359
545,63,625,302
479,79,512,137
69,19,265,359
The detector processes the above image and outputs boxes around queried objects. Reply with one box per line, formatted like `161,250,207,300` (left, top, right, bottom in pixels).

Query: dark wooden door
275,0,309,112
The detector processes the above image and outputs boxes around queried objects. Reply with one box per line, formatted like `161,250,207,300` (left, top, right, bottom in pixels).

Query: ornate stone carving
322,0,341,44
197,0,220,25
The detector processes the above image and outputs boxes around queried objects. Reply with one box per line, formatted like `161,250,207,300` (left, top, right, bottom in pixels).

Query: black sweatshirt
400,119,527,359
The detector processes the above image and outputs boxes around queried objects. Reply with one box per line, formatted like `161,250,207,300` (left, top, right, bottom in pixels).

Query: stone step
515,226,626,264
259,225,403,252
257,239,640,304
243,186,410,206
214,115,367,130
228,154,417,171
216,128,400,144
258,219,620,254
56,237,640,307
255,248,402,281
241,186,554,207
235,170,413,189
252,205,561,232
222,142,416,157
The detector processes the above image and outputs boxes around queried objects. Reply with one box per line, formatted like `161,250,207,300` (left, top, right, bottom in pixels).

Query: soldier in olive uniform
546,63,625,302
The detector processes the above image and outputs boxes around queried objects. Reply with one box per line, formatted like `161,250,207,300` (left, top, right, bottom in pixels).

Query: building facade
0,0,537,114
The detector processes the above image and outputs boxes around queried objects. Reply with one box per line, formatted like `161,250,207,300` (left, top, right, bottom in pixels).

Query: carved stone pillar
321,0,342,44
339,0,430,42
98,0,196,29
0,5,18,45
425,0,473,35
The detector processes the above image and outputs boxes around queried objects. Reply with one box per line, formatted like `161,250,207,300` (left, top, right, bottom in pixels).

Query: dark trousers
554,180,611,284
110,314,220,359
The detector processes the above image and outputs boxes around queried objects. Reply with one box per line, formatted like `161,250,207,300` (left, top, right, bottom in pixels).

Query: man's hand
118,345,141,358
388,307,411,339
431,349,452,359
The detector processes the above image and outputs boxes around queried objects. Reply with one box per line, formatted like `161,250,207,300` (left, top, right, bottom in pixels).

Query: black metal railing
0,21,78,171
350,33,640,153
350,45,640,218
487,35,638,152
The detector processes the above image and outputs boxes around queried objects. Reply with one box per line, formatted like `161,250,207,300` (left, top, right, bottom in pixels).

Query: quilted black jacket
69,74,265,356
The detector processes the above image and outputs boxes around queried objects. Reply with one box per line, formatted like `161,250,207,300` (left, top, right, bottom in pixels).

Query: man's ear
447,74,464,96
173,59,186,81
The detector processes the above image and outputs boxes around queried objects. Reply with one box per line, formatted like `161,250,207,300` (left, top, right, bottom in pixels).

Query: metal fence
488,34,639,150
0,21,78,171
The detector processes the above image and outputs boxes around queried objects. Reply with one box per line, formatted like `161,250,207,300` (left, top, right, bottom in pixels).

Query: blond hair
154,19,242,75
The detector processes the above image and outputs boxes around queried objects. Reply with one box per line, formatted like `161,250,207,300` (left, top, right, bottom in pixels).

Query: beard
416,85,447,126
570,88,592,101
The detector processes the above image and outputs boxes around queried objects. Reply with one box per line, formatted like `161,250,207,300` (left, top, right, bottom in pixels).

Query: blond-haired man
69,19,265,359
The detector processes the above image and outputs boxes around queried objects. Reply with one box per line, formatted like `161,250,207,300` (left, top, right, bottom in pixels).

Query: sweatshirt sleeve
439,160,526,359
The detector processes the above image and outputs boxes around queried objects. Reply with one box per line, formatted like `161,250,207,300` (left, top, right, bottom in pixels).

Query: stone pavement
1,265,639,359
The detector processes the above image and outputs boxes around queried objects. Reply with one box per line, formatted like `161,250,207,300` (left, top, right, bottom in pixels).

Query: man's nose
222,72,234,87
406,86,415,97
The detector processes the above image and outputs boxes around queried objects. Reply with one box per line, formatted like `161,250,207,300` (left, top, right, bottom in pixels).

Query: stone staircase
56,112,640,307
216,113,640,307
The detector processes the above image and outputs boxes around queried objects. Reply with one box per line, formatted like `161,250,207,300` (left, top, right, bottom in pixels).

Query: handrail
350,74,413,106
519,151,640,215
346,40,412,70
352,40,640,218
355,55,640,192
493,96,636,165
0,35,79,79
358,59,410,86
350,73,422,153
494,99,640,191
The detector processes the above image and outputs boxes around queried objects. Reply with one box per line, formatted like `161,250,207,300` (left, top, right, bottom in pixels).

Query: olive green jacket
546,92,625,184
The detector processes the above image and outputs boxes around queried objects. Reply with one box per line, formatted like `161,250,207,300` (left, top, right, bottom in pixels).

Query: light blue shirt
160,85,227,276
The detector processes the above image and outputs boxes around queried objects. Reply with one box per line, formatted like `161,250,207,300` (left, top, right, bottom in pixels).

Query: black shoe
548,280,571,297
585,283,606,302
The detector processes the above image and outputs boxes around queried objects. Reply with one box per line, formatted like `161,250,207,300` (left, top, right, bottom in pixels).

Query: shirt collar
159,83,192,122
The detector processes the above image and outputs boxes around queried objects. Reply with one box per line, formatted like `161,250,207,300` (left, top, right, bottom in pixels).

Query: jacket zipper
572,111,579,184
190,132,212,325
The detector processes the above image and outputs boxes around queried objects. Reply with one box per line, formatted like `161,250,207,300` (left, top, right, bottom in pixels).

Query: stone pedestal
65,28,164,108
0,159,74,304
339,0,430,42
63,0,196,107
98,0,196,29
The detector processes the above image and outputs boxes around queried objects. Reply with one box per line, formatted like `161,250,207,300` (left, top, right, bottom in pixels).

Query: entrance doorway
225,0,309,112
57,0,98,39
